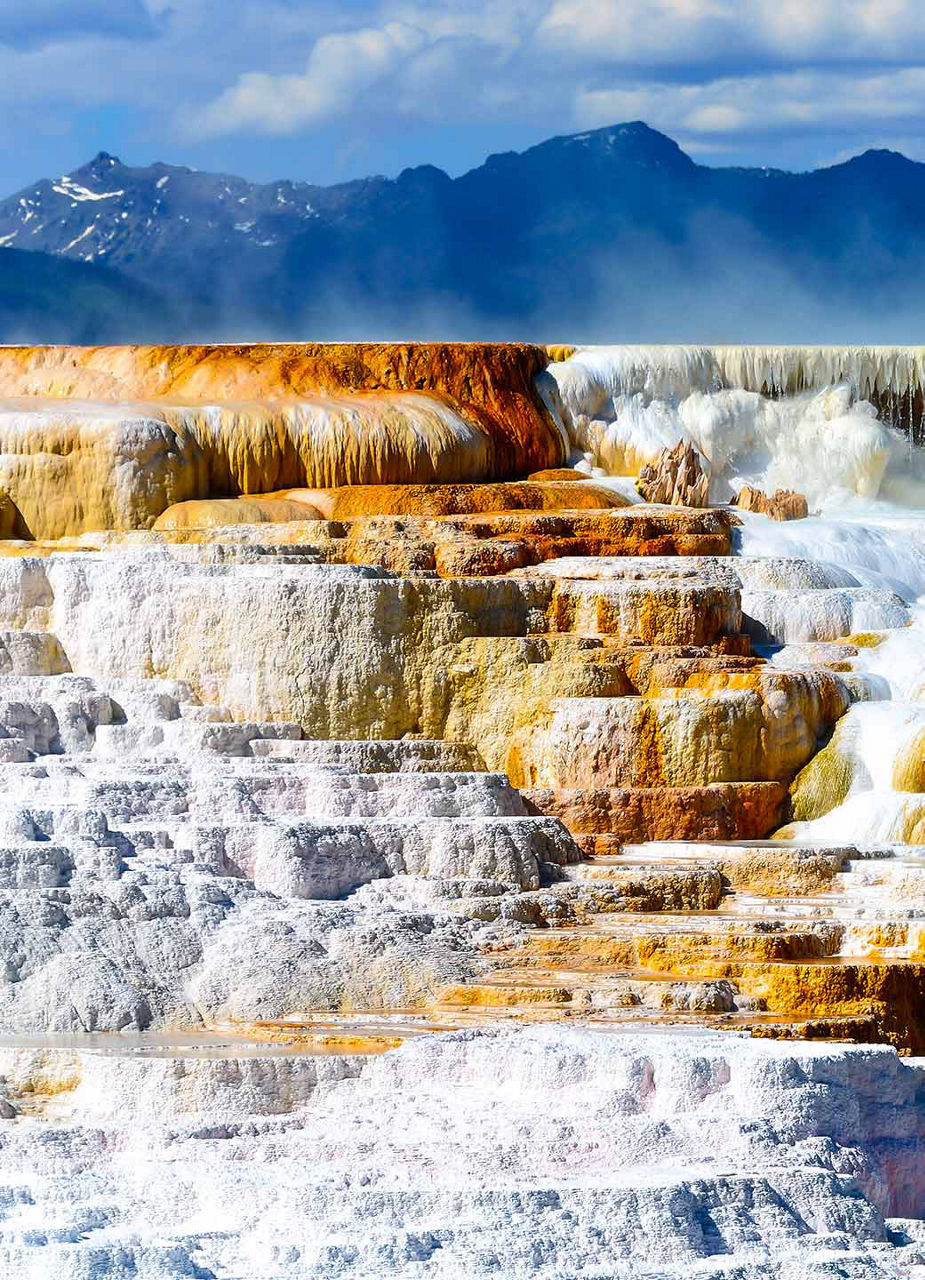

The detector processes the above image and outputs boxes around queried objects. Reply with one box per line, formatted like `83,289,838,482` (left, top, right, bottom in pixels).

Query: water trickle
545,345,925,511
546,344,925,850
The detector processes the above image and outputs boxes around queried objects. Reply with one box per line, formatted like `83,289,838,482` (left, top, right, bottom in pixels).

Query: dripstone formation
0,342,924,1278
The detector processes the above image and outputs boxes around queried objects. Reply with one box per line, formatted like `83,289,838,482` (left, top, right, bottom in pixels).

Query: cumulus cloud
576,66,925,141
537,0,733,64
0,0,157,48
3,0,925,185
186,1,539,138
191,22,427,136
179,0,925,158
538,0,925,64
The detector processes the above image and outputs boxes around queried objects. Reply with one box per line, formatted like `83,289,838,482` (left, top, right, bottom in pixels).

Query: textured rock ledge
0,344,566,537
0,1026,923,1277
0,343,923,1274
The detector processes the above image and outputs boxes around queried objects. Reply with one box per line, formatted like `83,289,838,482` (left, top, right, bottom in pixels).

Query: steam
10,193,925,345
544,344,925,512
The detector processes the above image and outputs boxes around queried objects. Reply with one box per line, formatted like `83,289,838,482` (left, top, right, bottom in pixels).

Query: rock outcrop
733,484,810,520
636,440,710,506
0,1027,923,1276
0,343,566,538
152,478,630,530
0,529,903,1048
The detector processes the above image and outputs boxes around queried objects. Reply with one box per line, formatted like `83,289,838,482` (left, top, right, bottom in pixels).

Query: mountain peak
856,146,910,164
396,163,452,189
538,120,697,170
592,120,666,141
72,151,124,180
828,146,916,175
2,118,925,342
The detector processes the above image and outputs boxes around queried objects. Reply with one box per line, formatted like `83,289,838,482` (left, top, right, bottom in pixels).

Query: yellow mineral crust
506,673,849,790
0,342,548,410
457,919,925,1048
543,582,740,646
713,847,844,896
151,496,325,528
149,504,734,580
0,343,566,538
786,717,863,823
0,393,493,539
153,480,629,530
892,726,925,791
544,345,578,364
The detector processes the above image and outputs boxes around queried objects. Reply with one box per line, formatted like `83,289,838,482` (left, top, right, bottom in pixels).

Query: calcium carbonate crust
0,1026,923,1278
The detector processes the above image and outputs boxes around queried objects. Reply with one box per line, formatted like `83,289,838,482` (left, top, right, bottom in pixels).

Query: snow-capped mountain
0,151,382,285
2,122,925,341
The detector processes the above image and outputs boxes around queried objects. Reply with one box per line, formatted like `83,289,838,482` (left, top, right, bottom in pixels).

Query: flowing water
545,344,925,854
741,514,925,845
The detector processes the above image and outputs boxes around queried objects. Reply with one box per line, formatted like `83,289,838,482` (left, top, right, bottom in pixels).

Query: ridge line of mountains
2,121,924,344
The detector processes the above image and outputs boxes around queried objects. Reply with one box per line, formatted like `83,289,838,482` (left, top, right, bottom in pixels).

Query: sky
4,0,925,193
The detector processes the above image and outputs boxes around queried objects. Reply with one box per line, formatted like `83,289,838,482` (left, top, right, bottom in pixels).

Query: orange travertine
0,343,566,537
0,341,563,475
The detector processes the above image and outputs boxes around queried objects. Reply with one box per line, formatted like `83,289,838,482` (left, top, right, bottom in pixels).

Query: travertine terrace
0,342,563,538
2,342,925,1275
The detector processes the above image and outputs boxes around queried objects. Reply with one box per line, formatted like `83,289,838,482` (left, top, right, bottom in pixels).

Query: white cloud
2,0,925,182
185,2,545,139
538,0,925,63
538,0,731,62
685,104,747,133
191,21,427,137
577,66,925,141
182,0,925,151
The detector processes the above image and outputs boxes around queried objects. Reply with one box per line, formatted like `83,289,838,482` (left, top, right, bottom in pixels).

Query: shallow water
551,345,925,851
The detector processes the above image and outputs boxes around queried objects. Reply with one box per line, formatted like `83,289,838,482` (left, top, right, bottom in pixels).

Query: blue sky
4,0,925,192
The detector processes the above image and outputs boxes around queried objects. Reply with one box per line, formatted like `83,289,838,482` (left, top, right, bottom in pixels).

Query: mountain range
3,122,925,343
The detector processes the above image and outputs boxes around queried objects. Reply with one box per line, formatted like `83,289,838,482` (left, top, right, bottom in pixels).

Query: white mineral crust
0,1027,923,1277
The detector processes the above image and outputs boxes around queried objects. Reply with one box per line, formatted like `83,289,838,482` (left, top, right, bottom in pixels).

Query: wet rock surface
733,484,810,521
0,342,922,1275
637,440,710,507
